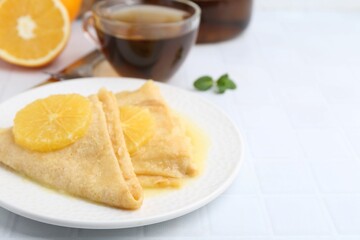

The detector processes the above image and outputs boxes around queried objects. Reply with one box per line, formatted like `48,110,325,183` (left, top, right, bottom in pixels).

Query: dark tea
94,4,198,81
193,0,252,43
83,0,200,81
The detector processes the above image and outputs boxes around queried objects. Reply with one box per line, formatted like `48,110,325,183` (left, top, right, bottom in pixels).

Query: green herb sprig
193,74,236,94
193,76,213,91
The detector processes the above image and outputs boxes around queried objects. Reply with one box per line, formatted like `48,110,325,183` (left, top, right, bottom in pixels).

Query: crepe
116,81,197,188
0,89,143,209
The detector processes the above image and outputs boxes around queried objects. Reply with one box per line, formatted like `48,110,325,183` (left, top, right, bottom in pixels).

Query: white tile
316,66,358,86
76,238,138,240
265,196,332,235
187,47,225,72
251,11,284,34
0,74,45,101
207,196,270,235
225,238,273,240
219,32,257,53
301,44,349,67
247,128,303,158
338,238,360,240
325,196,360,234
285,103,337,128
234,87,276,105
169,69,191,90
331,104,360,128
318,66,360,104
281,12,359,32
319,84,360,104
310,160,360,193
225,160,259,195
255,160,315,194
273,238,334,240
226,65,274,88
223,45,266,67
0,70,13,103
274,86,326,105
0,208,15,237
259,46,305,68
269,65,316,87
297,32,336,50
144,208,206,237
165,238,272,240
296,128,353,159
218,31,264,66
79,226,143,238
254,30,288,49
0,209,8,234
184,60,228,83
253,156,301,163
238,105,292,129
9,216,73,238
344,128,360,158
351,66,360,80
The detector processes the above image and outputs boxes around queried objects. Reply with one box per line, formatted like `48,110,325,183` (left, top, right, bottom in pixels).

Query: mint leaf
226,78,237,89
217,75,228,94
194,76,213,91
217,85,227,94
194,73,236,94
216,74,237,93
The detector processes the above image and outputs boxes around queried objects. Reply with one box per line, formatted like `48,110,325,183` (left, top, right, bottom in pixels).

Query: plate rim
0,77,245,229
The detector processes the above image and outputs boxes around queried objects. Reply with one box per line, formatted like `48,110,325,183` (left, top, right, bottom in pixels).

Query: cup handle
82,11,101,48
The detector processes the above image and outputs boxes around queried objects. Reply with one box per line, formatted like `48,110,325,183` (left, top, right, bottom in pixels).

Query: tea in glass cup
83,0,200,81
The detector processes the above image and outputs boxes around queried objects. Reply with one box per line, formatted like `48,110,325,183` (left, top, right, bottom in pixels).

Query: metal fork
36,50,104,87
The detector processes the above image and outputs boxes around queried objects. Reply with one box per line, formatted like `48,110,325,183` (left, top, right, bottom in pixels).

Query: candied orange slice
120,106,155,155
13,94,92,152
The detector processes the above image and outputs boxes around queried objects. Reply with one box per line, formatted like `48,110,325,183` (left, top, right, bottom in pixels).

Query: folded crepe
116,81,197,188
0,89,143,209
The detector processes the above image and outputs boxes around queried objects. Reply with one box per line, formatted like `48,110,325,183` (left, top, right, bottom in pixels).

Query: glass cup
83,0,201,81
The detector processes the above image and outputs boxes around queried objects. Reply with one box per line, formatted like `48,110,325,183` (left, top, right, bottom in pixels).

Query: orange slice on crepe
13,94,92,152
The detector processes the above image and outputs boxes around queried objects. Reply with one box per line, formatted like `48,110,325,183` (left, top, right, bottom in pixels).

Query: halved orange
0,0,71,67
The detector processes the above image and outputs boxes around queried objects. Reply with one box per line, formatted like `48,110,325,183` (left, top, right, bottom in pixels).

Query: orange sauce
143,114,210,197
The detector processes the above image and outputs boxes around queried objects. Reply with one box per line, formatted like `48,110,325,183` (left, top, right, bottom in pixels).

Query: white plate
0,78,244,229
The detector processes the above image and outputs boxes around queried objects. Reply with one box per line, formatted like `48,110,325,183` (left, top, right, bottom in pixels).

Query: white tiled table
1,10,360,239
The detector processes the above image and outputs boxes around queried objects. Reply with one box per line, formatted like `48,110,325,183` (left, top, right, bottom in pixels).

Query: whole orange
61,0,83,21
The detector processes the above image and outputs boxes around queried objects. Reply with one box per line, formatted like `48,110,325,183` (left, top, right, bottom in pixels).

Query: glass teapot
192,0,252,43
